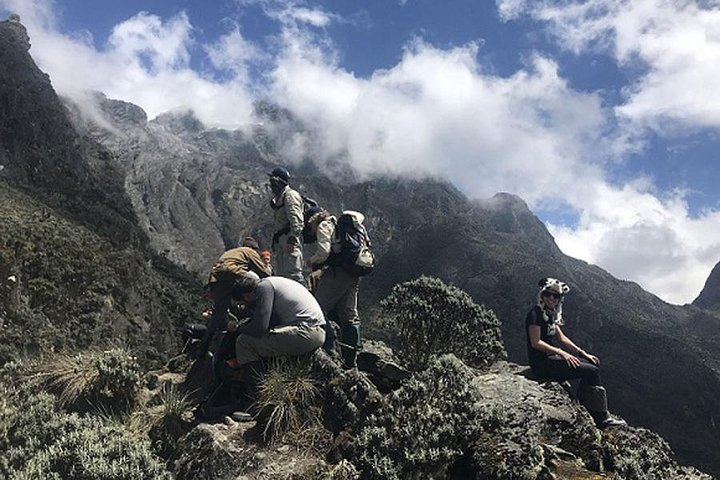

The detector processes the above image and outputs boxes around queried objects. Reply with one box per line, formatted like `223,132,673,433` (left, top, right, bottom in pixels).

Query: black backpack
301,196,322,244
327,211,375,277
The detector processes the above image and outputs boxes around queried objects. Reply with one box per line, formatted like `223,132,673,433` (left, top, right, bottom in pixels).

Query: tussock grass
34,347,141,414
255,357,326,446
148,382,195,459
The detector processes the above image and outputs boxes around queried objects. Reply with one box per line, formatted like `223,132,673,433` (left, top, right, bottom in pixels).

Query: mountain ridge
67,89,720,474
2,16,720,476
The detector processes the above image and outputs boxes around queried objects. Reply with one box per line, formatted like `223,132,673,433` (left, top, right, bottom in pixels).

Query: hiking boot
231,411,253,422
598,416,627,429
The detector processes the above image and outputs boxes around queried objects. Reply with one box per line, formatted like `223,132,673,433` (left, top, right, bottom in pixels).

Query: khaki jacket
273,185,304,239
207,247,270,284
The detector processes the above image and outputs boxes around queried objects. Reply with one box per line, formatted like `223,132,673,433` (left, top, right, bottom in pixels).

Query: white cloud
548,185,720,304
0,0,256,129
3,0,720,304
269,36,610,201
496,0,720,132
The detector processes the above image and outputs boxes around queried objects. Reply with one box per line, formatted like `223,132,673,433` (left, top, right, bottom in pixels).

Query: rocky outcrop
171,352,710,479
693,261,720,311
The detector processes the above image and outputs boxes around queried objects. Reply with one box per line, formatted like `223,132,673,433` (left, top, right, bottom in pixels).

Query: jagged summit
1,14,29,50
94,92,148,129
693,261,720,311
152,108,205,135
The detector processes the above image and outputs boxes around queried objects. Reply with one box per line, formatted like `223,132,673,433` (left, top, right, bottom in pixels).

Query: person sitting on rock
226,273,326,402
526,277,626,429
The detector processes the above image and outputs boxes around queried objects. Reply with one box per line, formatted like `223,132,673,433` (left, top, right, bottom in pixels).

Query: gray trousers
313,267,360,326
235,324,325,365
273,234,305,284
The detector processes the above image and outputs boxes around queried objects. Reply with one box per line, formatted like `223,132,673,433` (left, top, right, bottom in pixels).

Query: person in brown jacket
197,237,270,357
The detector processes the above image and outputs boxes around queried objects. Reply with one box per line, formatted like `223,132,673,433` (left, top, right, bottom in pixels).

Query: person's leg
534,357,625,429
313,268,350,352
533,356,601,386
235,326,326,365
335,272,361,368
275,234,305,284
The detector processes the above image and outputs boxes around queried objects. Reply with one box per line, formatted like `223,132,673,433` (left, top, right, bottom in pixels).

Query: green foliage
38,348,142,414
379,275,506,370
256,357,329,448
0,184,205,368
352,355,485,480
0,392,171,480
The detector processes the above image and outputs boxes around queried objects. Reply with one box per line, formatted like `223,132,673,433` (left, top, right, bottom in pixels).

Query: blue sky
2,0,720,305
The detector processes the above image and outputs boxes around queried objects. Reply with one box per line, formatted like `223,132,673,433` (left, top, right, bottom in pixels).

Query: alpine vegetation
379,275,506,371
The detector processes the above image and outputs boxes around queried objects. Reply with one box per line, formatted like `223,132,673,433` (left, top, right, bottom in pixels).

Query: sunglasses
542,291,563,300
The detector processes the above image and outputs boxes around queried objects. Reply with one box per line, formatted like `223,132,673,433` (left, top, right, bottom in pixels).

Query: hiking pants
273,233,305,284
313,267,360,349
531,355,601,387
235,324,325,365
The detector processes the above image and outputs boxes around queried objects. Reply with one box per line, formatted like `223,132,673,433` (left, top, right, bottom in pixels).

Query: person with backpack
268,167,305,284
526,277,626,428
196,237,270,358
307,209,374,368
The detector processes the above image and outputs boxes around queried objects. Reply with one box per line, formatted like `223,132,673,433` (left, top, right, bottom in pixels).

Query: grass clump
149,382,195,459
37,347,142,414
255,356,328,448
379,275,506,371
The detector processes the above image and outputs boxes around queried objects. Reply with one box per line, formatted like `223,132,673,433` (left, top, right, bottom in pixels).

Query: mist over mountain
0,17,203,366
2,16,720,477
63,87,720,474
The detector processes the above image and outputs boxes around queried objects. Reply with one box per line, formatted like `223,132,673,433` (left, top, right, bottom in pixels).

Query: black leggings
531,355,601,386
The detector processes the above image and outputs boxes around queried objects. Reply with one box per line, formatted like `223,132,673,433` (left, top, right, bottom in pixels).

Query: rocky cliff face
0,19,140,246
0,18,203,367
694,262,720,311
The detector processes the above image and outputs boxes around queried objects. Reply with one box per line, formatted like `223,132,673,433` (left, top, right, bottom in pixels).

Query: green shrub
379,276,506,370
38,348,142,414
352,355,485,480
0,392,171,480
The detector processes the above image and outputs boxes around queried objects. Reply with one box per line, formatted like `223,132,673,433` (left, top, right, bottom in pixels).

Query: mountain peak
151,108,205,135
1,15,30,52
693,261,720,310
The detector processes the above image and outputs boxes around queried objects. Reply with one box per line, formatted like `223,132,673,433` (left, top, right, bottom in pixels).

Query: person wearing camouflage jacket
268,167,305,284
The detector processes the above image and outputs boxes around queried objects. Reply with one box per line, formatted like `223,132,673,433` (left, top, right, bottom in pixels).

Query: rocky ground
162,346,712,480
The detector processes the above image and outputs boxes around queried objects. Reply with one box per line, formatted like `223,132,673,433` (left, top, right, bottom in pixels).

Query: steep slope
0,18,203,365
0,184,203,365
0,18,139,245
694,261,720,312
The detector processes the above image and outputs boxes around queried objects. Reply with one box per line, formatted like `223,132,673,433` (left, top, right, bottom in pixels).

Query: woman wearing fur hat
526,277,625,428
